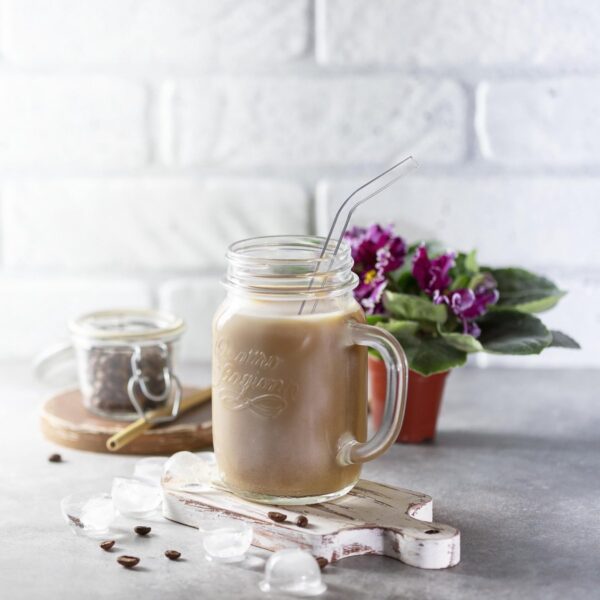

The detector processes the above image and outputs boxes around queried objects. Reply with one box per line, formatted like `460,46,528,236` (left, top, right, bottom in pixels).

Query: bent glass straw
299,156,418,315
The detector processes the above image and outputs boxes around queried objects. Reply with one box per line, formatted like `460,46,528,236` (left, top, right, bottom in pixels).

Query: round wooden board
40,388,212,455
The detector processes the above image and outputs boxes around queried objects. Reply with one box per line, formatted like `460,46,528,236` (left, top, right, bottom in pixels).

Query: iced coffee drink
213,300,367,502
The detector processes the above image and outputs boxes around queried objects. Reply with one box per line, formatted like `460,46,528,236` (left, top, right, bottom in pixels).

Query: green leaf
389,331,467,376
465,249,478,273
384,292,447,324
487,267,566,313
549,330,581,349
477,310,552,355
453,250,478,276
439,331,483,353
449,274,470,291
377,319,420,336
388,267,420,295
366,314,386,326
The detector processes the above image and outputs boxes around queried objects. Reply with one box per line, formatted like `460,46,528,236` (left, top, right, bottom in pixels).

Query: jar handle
338,321,408,465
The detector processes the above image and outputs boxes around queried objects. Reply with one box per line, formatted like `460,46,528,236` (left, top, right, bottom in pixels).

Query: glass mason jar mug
212,236,408,505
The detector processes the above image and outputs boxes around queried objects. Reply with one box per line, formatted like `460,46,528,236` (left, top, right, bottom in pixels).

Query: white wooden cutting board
162,479,460,569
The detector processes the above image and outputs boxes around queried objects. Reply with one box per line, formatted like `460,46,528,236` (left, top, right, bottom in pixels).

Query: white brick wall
316,177,600,271
0,278,150,359
166,77,467,167
0,0,596,368
0,77,148,168
3,0,310,66
476,79,600,167
158,278,225,363
2,179,309,271
317,0,600,68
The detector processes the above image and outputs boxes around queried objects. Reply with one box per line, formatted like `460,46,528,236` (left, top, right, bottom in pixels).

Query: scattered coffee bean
424,529,440,535
134,526,151,536
100,540,115,551
117,556,140,569
296,515,309,528
267,511,287,523
165,550,181,561
48,453,62,463
315,557,328,570
67,514,83,529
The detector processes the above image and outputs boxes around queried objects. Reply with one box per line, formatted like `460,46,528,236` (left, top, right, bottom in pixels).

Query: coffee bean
267,511,287,523
117,556,140,569
67,514,83,529
165,550,181,561
296,515,309,528
424,529,440,535
48,453,62,463
100,540,115,551
315,557,328,570
134,526,151,536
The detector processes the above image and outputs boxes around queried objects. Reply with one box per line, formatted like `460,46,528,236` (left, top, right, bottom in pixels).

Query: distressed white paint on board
163,479,460,569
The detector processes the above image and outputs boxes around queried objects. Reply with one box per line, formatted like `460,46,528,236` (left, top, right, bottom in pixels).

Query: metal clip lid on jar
69,309,185,423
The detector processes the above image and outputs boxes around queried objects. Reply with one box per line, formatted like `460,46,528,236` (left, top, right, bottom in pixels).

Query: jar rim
224,235,358,299
69,309,185,342
226,235,351,264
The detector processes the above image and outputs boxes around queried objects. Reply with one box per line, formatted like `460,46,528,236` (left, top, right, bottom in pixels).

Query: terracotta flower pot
368,355,449,444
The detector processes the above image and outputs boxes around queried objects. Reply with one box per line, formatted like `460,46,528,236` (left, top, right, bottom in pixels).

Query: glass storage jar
69,309,185,422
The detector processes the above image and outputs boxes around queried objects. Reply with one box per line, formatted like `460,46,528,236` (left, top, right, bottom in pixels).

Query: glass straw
299,156,418,315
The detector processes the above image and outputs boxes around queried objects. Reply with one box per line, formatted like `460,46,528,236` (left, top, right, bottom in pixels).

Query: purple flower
434,274,499,337
356,276,388,315
412,245,455,296
344,224,406,314
345,224,406,273
462,276,499,320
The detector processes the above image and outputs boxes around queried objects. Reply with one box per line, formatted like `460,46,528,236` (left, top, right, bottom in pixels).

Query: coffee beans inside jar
82,344,173,417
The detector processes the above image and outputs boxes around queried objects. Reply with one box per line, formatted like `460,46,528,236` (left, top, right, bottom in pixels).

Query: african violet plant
344,224,579,376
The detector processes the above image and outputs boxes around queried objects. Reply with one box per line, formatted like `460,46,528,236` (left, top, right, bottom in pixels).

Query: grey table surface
1,362,599,600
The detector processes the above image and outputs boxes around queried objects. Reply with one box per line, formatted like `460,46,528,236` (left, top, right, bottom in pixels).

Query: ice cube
81,496,117,531
259,549,327,596
133,457,168,487
161,451,217,492
196,513,253,563
111,477,162,517
60,492,117,537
